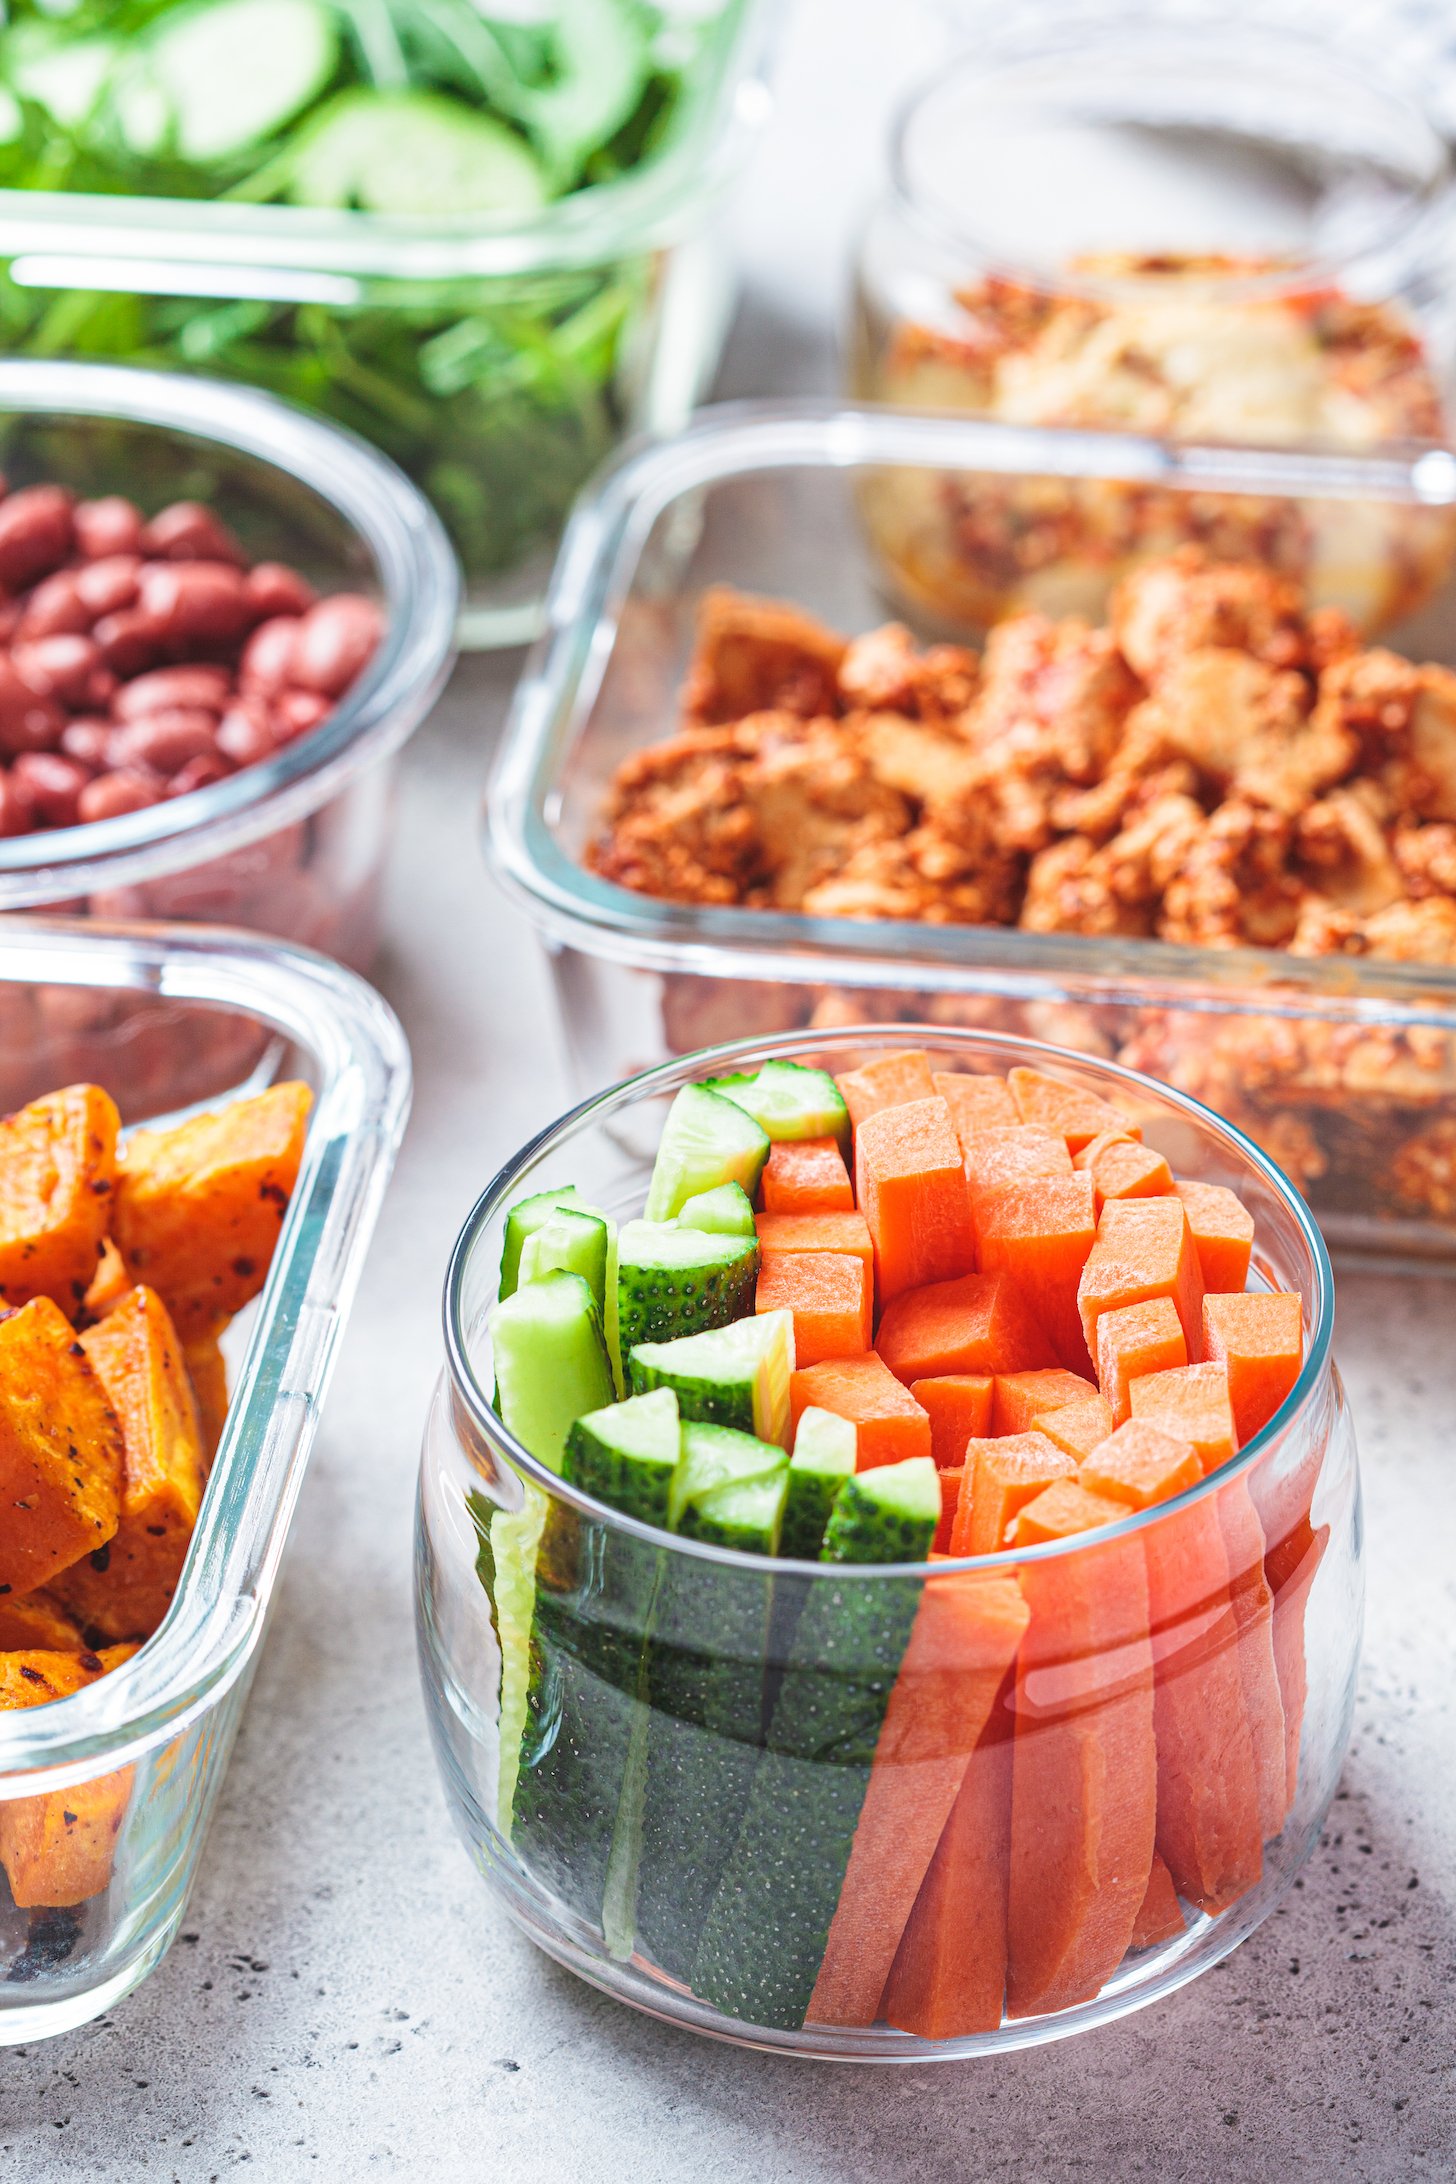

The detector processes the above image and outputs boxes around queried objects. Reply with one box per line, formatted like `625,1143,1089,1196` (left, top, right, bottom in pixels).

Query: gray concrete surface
2,1,1453,2174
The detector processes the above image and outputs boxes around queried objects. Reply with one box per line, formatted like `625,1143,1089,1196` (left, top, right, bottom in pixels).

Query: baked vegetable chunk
112,1082,312,1333
0,1644,137,1906
0,1085,120,1315
0,1297,123,1596
51,1287,208,1642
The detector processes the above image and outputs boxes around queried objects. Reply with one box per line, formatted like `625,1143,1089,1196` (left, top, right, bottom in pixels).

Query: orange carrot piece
975,1174,1098,1375
1075,1133,1173,1208
931,1071,1017,1150
1007,1066,1140,1152
964,1126,1072,1218
1129,1852,1185,1950
1033,1394,1116,1462
1011,1478,1129,1545
877,1271,1054,1385
1264,1513,1329,1821
855,1097,976,1304
755,1209,873,1276
1005,1504,1156,2016
1174,1180,1255,1295
836,1050,935,1129
910,1375,994,1468
1218,1482,1289,1844
789,1353,932,1470
991,1368,1096,1437
955,1434,1076,1556
1077,1197,1205,1360
1130,1362,1236,1472
1095,1295,1188,1424
760,1136,854,1215
1080,1418,1202,1507
809,1572,1030,2028
1202,1291,1303,1443
935,1466,963,1552
757,1251,870,1367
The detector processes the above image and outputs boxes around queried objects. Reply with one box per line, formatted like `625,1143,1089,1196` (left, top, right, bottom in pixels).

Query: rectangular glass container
0,916,410,2041
488,402,1456,1268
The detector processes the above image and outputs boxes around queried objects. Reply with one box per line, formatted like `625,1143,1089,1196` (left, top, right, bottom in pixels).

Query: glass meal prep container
850,17,1456,637
0,359,454,1111
0,915,409,2042
0,1,772,648
487,402,1456,1271
415,1025,1359,2059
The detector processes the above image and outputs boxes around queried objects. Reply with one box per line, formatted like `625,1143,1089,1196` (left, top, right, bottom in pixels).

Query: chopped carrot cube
931,1071,1017,1150
789,1353,932,1470
755,1209,873,1275
1202,1291,1303,1443
760,1136,854,1215
1129,1362,1237,1472
954,1433,1075,1555
1077,1197,1205,1360
935,1465,962,1552
1174,1180,1255,1295
855,1097,976,1302
991,1367,1097,1437
1095,1295,1188,1424
1033,1393,1116,1461
975,1174,1098,1374
1079,1418,1202,1507
1007,1067,1140,1152
757,1251,870,1367
1075,1132,1173,1208
910,1375,994,1467
964,1126,1072,1220
1012,1476,1130,1546
1130,1853,1186,1950
836,1050,935,1129
877,1271,1053,1384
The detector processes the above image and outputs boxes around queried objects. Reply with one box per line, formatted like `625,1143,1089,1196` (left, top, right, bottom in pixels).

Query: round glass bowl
416,1026,1361,2059
850,18,1456,634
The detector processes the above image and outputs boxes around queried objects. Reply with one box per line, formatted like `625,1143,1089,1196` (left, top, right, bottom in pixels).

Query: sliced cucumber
287,87,548,216
615,1218,758,1356
676,1182,757,1239
629,1310,795,1448
516,0,649,185
643,1085,770,1225
822,1459,940,1565
564,1388,682,1525
707,1061,852,1154
491,1271,614,1470
140,0,338,165
782,1407,857,1561
518,1205,612,1319
668,1422,787,1535
499,1184,585,1301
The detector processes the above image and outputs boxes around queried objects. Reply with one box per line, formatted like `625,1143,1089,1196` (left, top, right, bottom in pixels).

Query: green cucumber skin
499,1186,583,1300
781,1466,850,1563
627,1357,756,1434
823,1475,940,1565
616,1250,758,1357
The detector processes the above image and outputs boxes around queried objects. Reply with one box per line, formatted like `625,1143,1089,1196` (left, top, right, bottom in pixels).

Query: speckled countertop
3,3,1454,2174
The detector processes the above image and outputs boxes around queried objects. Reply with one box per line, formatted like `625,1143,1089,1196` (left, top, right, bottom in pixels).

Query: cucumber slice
516,0,649,184
499,1185,584,1301
676,1183,757,1239
706,1061,852,1154
564,1388,682,1524
636,1427,786,1981
782,1408,857,1561
692,1458,939,2029
141,0,338,164
287,87,548,216
615,1219,758,1356
518,1206,611,1319
629,1311,794,1448
643,1085,770,1225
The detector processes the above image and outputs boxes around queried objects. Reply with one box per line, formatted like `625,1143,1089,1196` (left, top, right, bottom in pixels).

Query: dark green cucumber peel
628,1311,793,1445
690,1460,940,2030
781,1408,857,1562
615,1220,759,1355
499,1185,585,1300
706,1061,852,1153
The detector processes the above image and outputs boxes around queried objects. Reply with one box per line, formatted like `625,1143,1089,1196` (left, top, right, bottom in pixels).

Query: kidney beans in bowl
0,361,456,1110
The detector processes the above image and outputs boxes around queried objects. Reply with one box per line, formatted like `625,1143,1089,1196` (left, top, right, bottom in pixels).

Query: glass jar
415,1025,1360,2058
850,18,1456,635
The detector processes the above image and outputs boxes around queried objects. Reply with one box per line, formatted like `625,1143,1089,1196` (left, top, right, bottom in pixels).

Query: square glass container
0,916,410,2042
0,2,773,648
487,401,1456,1268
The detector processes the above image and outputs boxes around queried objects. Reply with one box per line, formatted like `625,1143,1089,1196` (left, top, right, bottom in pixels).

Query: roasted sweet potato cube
0,1643,136,1906
0,1297,122,1595
79,1236,133,1326
0,1085,119,1316
50,1287,208,1642
112,1081,311,1333
0,1590,84,1650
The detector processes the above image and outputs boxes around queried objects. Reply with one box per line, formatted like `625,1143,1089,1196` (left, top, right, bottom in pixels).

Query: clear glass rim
0,915,412,1785
487,395,1456,1022
0,0,773,283
442,1023,1335,1582
0,359,458,905
886,13,1454,303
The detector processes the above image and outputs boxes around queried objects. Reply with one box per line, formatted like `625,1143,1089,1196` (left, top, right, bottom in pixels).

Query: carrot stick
1202,1291,1303,1444
755,1209,873,1274
789,1353,932,1470
761,1137,854,1215
935,1466,963,1552
1033,1393,1116,1461
1174,1180,1255,1295
1007,1067,1139,1152
975,1174,1098,1375
931,1071,1017,1150
1095,1295,1188,1424
910,1374,994,1468
877,1271,1053,1384
836,1050,935,1129
1075,1132,1173,1208
757,1250,870,1366
1218,1482,1289,1843
1078,1197,1205,1360
855,1098,977,1304
955,1434,1076,1556
991,1368,1097,1437
1264,1513,1329,1821
1129,1852,1185,1950
1129,1361,1236,1471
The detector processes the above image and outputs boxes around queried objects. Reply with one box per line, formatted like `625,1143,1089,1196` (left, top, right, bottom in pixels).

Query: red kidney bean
93,609,161,677
113,663,230,721
216,699,278,768
0,772,35,836
141,501,244,567
0,656,65,756
77,770,162,823
0,486,75,591
239,615,299,694
246,562,316,618
59,717,111,770
75,554,141,620
273,689,332,741
109,709,218,775
166,752,232,797
74,496,144,560
16,570,90,640
13,633,105,710
12,751,90,829
138,560,256,648
290,593,381,696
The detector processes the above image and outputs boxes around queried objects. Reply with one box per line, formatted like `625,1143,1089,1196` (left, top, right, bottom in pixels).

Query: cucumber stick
288,87,548,216
706,1060,852,1153
499,1185,586,1300
691,1459,940,2029
518,1205,612,1318
615,1219,758,1356
644,1085,770,1224
629,1311,795,1448
676,1183,757,1239
783,1408,857,1561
